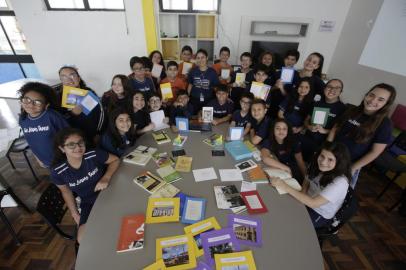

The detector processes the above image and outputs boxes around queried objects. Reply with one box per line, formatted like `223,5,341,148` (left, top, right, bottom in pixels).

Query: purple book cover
200,227,241,266
227,214,263,247
195,261,212,270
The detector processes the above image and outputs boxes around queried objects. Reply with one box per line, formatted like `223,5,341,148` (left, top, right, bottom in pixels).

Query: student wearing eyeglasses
18,82,69,168
51,128,119,244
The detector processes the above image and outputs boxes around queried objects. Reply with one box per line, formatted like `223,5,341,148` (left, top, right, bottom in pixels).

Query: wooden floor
0,152,405,270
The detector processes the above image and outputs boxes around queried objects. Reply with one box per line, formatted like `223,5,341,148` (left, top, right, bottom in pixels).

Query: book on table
214,251,257,270
146,197,180,224
184,217,221,257
240,190,268,214
263,168,302,194
156,165,182,184
247,166,269,184
155,234,196,269
224,141,253,161
214,185,246,214
152,152,175,168
152,130,171,144
142,259,165,270
116,214,145,253
181,196,206,224
228,214,263,247
149,183,180,198
172,134,188,147
124,145,158,166
133,171,166,194
175,156,193,172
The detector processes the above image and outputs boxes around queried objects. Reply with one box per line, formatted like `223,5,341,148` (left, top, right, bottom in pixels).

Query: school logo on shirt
23,125,50,133
69,167,99,187
193,77,210,90
348,119,360,126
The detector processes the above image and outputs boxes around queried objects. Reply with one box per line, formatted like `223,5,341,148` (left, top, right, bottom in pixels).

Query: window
0,9,40,84
160,0,219,13
0,0,8,8
45,0,124,11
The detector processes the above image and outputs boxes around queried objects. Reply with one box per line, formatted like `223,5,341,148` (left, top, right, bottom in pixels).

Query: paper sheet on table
275,178,302,195
240,181,257,192
151,64,163,78
193,167,217,182
219,169,244,182
150,110,169,131
184,200,203,221
281,68,294,83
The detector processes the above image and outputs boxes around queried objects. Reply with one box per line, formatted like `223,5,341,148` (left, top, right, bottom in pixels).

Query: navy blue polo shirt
100,132,132,157
19,109,69,167
131,109,151,131
188,67,220,102
206,98,234,118
130,77,156,98
169,103,195,125
232,110,252,128
279,99,306,128
262,139,302,165
335,115,392,161
251,116,271,140
51,149,109,203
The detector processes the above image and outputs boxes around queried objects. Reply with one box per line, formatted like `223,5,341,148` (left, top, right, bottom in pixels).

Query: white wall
328,0,406,106
216,0,352,73
10,0,147,95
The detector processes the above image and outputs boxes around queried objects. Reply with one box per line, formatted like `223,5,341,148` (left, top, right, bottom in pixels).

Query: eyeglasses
325,85,342,92
240,100,252,105
60,73,78,82
133,68,145,72
20,97,45,107
64,140,85,149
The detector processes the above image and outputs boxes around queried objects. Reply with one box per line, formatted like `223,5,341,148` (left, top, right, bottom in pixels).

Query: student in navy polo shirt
130,90,154,136
101,74,133,113
57,66,105,144
301,79,347,162
261,118,307,183
100,107,136,157
169,90,195,132
204,85,234,126
269,50,301,118
187,49,220,114
51,128,119,243
230,92,254,136
18,82,69,168
298,52,325,97
250,99,271,146
328,83,396,188
128,56,156,98
278,77,314,134
230,52,255,109
258,51,275,80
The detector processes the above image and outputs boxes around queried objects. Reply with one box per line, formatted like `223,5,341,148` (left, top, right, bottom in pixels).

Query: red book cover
240,191,268,214
116,214,145,253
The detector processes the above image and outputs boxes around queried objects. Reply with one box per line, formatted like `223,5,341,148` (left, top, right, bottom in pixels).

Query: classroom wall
10,0,147,95
328,0,406,106
216,0,352,73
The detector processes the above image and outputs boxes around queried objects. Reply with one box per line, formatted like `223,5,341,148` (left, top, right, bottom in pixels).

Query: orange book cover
248,166,269,184
116,214,145,253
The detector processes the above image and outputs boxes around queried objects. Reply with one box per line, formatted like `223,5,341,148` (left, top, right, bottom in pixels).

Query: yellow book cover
215,251,257,270
243,140,257,152
175,156,193,172
235,73,246,84
146,197,180,224
156,234,197,270
61,85,88,109
184,217,221,257
143,259,165,270
160,82,173,100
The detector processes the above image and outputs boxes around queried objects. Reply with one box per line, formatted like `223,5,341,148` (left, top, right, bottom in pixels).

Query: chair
374,131,406,201
316,187,358,247
36,183,75,240
6,133,40,183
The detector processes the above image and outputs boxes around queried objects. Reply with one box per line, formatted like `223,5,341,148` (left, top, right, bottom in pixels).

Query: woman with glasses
18,82,69,168
57,66,105,145
51,128,119,243
300,79,347,162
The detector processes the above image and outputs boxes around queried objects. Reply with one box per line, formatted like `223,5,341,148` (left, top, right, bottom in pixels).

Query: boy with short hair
128,56,156,98
169,90,194,132
212,46,233,85
203,85,234,126
250,99,271,145
159,61,188,105
230,92,254,136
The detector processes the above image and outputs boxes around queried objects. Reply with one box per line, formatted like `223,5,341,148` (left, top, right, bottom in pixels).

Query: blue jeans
306,207,331,228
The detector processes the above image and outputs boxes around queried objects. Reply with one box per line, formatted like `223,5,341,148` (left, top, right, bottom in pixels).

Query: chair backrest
391,104,406,131
393,131,406,152
36,184,67,225
324,187,358,233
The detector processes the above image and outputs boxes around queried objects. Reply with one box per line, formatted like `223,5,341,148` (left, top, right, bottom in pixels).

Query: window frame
159,0,220,14
44,0,125,11
0,10,35,78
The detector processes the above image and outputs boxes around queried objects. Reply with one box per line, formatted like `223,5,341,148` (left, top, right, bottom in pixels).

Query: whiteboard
359,0,406,76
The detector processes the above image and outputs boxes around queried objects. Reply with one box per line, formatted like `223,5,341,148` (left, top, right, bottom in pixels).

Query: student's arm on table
261,148,292,175
94,153,120,191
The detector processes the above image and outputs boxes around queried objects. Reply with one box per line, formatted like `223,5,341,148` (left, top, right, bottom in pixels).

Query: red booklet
240,191,268,214
116,214,145,253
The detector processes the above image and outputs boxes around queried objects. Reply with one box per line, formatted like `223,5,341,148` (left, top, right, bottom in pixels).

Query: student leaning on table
270,141,351,228
51,128,120,243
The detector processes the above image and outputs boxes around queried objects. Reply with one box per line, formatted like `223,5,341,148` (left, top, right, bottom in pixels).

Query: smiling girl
101,75,133,113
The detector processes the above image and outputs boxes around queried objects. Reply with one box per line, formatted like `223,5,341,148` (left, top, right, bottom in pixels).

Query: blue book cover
181,196,206,224
225,141,253,161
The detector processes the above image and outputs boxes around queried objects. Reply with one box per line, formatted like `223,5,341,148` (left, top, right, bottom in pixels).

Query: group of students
16,45,397,243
